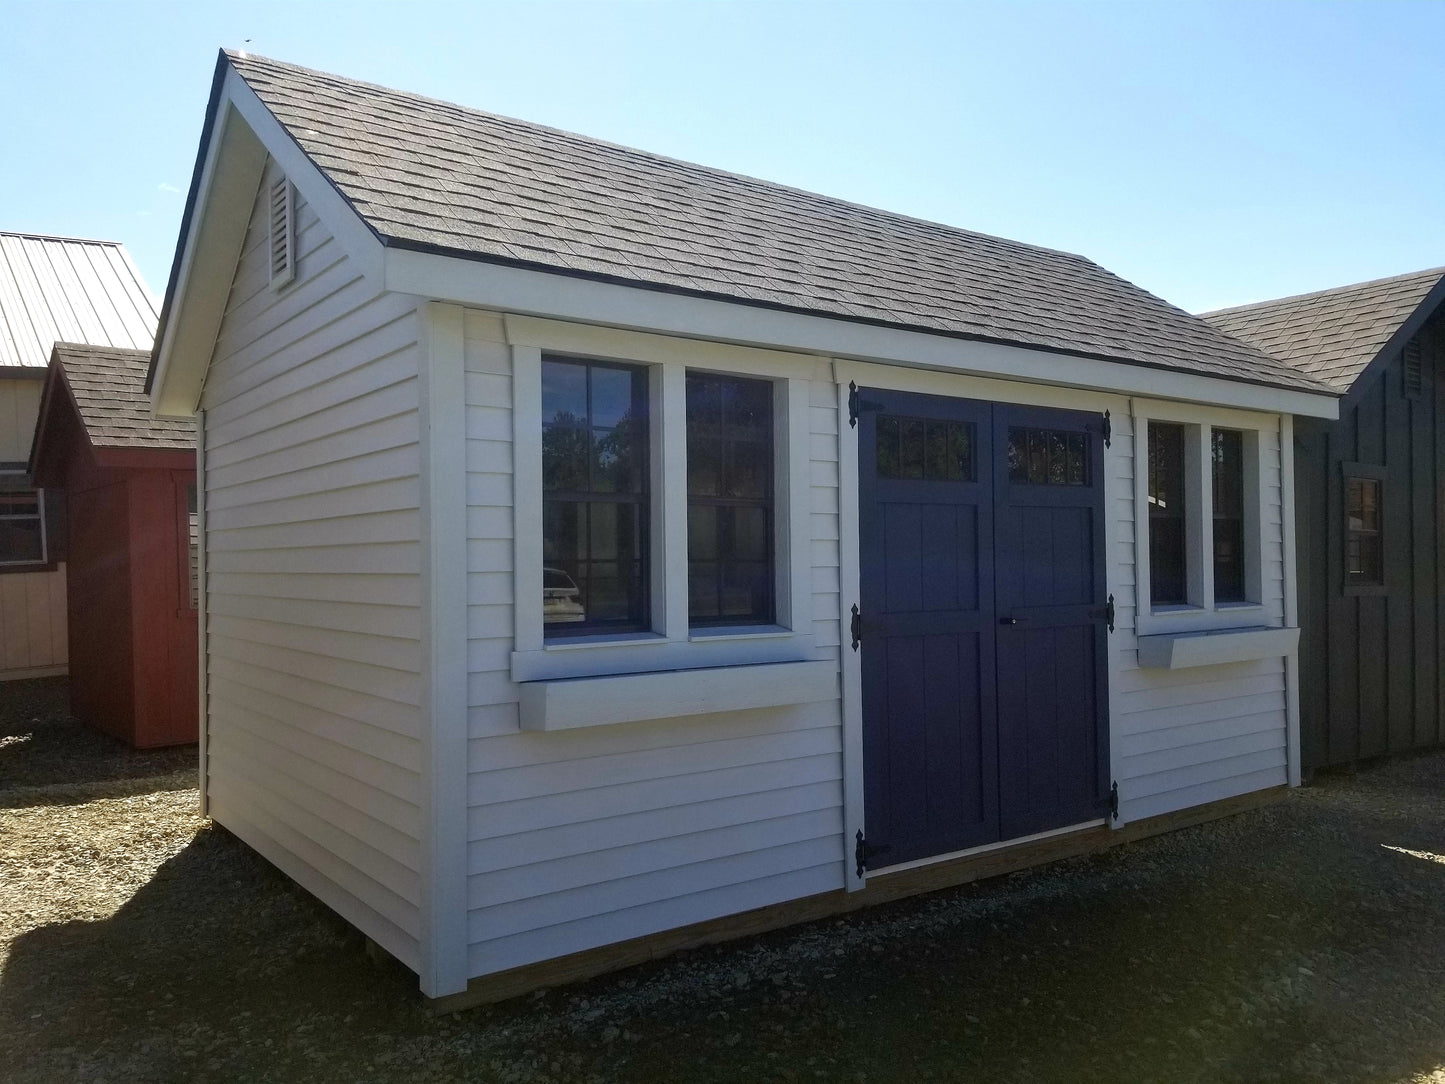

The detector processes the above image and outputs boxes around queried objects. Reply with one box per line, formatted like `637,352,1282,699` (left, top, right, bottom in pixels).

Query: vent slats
269,176,295,288
1404,337,1423,400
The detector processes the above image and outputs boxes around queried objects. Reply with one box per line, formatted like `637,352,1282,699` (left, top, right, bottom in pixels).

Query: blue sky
1,0,1440,313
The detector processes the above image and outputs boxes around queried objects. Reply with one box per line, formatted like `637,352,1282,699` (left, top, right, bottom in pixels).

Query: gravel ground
4,686,1445,1082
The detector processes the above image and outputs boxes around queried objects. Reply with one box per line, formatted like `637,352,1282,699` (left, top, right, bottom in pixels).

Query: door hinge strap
1102,409,1112,448
850,604,862,651
847,381,884,428
855,829,892,878
1099,780,1119,820
1106,593,1115,634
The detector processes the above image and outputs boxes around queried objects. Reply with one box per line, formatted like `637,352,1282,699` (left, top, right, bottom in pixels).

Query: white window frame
0,469,47,570
1133,399,1272,635
506,316,819,682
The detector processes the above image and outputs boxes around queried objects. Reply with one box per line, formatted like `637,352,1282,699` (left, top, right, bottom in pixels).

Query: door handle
999,616,1029,626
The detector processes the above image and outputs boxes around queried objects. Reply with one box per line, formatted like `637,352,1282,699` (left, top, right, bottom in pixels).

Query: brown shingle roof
1202,268,1445,393
54,344,195,450
225,52,1327,395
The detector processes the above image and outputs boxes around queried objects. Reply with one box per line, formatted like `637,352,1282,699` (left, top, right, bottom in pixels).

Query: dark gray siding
1296,309,1445,771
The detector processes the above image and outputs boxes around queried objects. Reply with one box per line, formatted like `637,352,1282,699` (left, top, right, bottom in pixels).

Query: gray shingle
228,52,1328,395
1202,268,1445,393
54,344,196,450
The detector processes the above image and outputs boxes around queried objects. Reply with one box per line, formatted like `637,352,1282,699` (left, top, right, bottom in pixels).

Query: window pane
1346,477,1383,586
948,424,972,481
1212,429,1246,602
725,441,769,499
591,366,634,428
542,425,588,492
541,360,587,424
541,357,649,637
877,417,901,478
687,372,775,626
0,518,42,564
1149,422,1187,605
900,420,925,479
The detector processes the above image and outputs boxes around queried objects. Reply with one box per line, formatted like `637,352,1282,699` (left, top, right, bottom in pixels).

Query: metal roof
0,232,158,368
1202,268,1445,393
218,52,1328,395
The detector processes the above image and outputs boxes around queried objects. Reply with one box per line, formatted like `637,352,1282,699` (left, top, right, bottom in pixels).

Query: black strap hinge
1101,409,1111,448
1099,780,1119,821
850,604,862,651
847,381,884,428
855,829,891,878
1105,593,1115,633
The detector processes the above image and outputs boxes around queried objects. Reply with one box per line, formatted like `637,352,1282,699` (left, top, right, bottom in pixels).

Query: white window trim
506,316,820,682
1132,398,1275,635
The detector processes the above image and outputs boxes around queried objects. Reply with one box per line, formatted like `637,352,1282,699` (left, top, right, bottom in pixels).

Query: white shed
148,51,1339,1006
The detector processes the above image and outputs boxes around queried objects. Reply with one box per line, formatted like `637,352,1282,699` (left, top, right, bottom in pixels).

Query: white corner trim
416,301,469,998
511,344,544,653
195,409,209,818
518,660,838,731
386,247,1340,419
834,369,866,891
1280,413,1302,787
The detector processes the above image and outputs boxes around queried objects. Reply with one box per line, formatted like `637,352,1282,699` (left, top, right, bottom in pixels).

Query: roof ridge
1203,266,1445,318
226,51,1099,269
0,230,128,247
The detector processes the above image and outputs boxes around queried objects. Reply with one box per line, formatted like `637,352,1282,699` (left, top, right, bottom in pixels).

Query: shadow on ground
4,755,1445,1081
0,678,194,803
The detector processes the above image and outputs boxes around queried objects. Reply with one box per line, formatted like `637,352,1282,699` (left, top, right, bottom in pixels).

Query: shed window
1147,422,1187,605
0,480,45,567
1211,429,1246,602
1345,477,1383,586
541,357,650,636
687,372,775,625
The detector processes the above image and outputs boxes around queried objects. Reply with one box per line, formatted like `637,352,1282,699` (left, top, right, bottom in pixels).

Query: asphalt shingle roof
54,344,195,450
225,52,1327,396
1202,268,1445,394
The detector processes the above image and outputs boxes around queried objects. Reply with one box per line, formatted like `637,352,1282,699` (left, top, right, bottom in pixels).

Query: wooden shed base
427,785,1288,1014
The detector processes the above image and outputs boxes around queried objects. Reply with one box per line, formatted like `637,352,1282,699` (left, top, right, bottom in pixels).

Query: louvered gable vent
1403,337,1424,399
269,175,295,288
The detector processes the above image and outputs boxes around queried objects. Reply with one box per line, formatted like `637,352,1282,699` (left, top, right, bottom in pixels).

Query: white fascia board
151,67,386,418
385,246,1340,420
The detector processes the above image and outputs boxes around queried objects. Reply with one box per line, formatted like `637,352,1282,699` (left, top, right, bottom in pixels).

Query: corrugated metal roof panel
0,233,158,367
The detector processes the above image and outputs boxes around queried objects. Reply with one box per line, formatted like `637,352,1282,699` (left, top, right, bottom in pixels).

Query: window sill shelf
1137,625,1299,670
518,659,838,731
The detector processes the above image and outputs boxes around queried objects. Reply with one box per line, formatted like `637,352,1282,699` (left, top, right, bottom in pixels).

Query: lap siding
461,310,845,980
201,158,424,968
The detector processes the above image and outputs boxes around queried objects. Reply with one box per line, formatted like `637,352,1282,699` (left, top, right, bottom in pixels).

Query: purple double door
859,389,1110,869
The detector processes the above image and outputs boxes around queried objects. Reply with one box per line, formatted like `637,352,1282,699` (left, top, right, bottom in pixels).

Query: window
541,357,650,636
1147,422,1187,605
1007,426,1087,486
1345,477,1383,587
687,372,774,625
876,416,974,481
0,478,45,567
1211,429,1246,602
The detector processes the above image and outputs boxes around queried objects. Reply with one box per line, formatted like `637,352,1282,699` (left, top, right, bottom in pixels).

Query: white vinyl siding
1109,412,1289,823
462,310,844,979
199,159,424,970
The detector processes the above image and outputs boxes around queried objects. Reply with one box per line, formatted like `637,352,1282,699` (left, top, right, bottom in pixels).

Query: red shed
30,344,198,748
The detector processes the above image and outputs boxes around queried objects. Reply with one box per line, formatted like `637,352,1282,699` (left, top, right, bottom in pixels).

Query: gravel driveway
4,680,1445,1082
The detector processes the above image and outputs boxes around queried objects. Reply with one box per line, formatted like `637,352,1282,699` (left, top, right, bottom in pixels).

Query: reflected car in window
543,566,587,624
